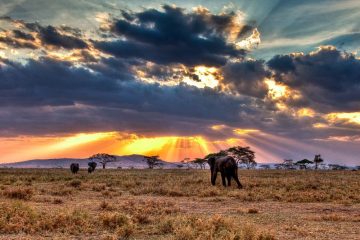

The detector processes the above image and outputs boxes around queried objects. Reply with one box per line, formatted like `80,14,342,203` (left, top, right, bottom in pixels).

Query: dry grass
2,187,33,200
0,168,358,239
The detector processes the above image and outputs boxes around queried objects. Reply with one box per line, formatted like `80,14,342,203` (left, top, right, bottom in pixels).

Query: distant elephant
207,156,243,189
88,162,97,173
70,163,79,174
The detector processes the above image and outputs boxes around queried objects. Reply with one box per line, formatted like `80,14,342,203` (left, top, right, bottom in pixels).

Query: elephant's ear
207,157,215,168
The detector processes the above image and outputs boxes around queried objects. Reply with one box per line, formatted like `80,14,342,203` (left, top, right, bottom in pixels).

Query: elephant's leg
225,169,233,186
233,169,243,189
226,172,232,186
226,175,232,186
211,170,217,186
221,172,226,187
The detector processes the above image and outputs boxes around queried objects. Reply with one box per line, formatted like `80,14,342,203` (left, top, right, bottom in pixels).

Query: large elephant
207,156,243,189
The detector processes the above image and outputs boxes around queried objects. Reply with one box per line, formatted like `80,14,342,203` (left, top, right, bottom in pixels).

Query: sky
0,0,359,165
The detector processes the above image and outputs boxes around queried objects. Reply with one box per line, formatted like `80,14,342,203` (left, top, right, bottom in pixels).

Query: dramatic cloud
95,5,253,66
222,59,269,98
36,25,88,49
0,17,88,50
268,46,360,112
0,57,259,136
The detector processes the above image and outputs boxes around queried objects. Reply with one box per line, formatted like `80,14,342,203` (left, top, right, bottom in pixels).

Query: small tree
89,153,116,169
192,158,207,169
259,164,271,170
282,159,295,170
296,159,313,169
176,164,184,169
313,154,324,170
181,158,192,169
204,150,227,160
144,155,161,169
227,146,256,169
329,164,348,170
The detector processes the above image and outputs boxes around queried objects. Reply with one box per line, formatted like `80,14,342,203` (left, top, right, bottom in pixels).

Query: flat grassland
0,169,359,240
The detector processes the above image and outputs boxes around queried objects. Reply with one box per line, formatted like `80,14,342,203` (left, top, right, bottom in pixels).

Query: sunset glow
265,79,288,99
182,65,221,88
0,1,359,165
326,112,360,125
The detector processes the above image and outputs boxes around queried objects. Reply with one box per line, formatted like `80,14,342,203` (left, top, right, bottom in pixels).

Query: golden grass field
0,169,359,240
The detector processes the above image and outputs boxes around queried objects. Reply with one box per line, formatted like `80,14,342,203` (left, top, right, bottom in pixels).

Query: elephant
70,163,79,174
88,161,97,173
207,156,243,188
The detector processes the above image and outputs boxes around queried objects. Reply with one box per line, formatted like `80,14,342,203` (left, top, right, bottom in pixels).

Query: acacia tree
227,146,256,169
281,159,297,170
192,158,207,169
204,150,227,160
181,158,192,169
314,154,324,170
296,159,313,169
144,155,162,169
89,153,116,169
205,146,256,169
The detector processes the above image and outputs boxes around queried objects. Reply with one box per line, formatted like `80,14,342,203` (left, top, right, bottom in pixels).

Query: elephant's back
217,156,237,168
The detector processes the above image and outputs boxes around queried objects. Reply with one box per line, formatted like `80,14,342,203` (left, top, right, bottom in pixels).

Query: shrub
158,219,174,234
101,212,129,228
99,200,114,211
69,179,82,188
53,198,63,204
248,208,259,214
0,202,38,233
2,187,33,200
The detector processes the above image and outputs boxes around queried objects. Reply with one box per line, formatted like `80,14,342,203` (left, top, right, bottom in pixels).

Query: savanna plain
0,169,359,240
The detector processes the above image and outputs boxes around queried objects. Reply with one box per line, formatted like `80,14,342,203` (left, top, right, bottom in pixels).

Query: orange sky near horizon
0,130,283,163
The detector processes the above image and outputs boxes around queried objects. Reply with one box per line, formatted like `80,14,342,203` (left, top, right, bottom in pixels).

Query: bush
248,208,259,214
101,213,129,228
69,180,82,188
2,187,33,200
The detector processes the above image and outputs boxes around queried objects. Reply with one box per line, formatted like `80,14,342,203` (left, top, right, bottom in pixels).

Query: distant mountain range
0,155,180,169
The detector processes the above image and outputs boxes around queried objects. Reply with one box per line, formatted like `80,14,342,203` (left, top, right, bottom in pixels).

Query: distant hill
0,154,179,169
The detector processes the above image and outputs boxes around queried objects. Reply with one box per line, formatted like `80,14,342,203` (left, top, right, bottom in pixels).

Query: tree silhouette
282,159,295,170
89,153,116,169
204,150,227,160
192,158,207,169
227,146,256,169
205,146,256,169
313,154,324,170
296,159,313,169
144,155,161,169
181,157,192,169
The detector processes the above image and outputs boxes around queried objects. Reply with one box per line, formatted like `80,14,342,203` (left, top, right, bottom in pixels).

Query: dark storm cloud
12,30,35,40
267,54,295,73
0,34,38,49
267,46,360,112
37,26,88,49
0,57,256,136
0,17,88,50
222,60,269,98
0,57,126,107
95,5,249,66
25,23,88,49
